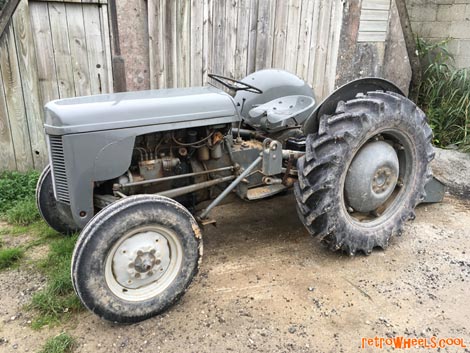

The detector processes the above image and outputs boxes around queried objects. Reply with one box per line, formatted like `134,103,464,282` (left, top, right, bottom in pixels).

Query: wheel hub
111,231,171,289
133,250,158,273
345,140,399,213
372,167,393,193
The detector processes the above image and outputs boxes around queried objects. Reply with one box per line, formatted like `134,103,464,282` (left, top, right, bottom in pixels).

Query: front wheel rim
105,225,183,302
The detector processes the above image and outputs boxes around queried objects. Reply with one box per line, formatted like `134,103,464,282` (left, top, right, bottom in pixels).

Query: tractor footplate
246,184,287,200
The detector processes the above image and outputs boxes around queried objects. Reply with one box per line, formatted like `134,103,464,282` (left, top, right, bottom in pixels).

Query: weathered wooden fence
0,0,352,172
148,0,344,99
0,0,112,171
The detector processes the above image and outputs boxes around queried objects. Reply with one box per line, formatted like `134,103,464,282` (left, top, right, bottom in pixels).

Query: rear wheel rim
342,130,415,227
105,225,183,302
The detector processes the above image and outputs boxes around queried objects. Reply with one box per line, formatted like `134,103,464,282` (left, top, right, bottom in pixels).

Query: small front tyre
71,195,202,323
36,165,79,235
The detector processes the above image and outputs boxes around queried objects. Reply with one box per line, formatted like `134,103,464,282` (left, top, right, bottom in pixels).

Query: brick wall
408,0,470,68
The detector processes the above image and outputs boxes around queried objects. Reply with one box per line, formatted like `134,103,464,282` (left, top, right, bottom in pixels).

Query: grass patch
0,220,58,238
29,234,82,328
0,170,40,226
0,170,83,327
417,38,470,151
39,333,75,353
5,198,40,225
0,247,24,269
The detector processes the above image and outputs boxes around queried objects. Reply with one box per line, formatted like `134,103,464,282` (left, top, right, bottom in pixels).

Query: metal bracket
198,155,262,219
262,139,283,176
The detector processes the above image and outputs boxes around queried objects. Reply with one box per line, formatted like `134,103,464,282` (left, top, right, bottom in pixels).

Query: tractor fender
302,77,405,135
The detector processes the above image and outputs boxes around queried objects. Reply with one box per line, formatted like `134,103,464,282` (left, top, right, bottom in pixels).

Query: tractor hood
44,86,239,135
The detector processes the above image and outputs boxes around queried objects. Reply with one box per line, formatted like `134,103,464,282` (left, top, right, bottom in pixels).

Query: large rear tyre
71,194,202,323
36,165,79,235
295,91,434,255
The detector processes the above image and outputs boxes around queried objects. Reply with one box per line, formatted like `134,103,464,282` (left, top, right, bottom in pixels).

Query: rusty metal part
283,153,295,185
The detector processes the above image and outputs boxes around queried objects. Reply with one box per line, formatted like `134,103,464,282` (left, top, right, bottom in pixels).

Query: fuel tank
44,86,239,135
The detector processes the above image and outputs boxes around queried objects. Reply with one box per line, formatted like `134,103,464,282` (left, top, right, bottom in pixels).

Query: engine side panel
50,121,230,227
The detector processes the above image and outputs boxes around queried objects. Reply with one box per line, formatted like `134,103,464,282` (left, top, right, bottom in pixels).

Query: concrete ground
0,192,469,353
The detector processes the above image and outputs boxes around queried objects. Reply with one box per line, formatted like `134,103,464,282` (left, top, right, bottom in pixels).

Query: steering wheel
208,73,263,94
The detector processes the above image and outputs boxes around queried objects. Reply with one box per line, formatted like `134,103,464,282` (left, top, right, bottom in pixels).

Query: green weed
0,170,39,214
0,170,40,226
417,38,470,151
5,198,40,225
0,247,24,269
39,333,75,353
29,234,82,328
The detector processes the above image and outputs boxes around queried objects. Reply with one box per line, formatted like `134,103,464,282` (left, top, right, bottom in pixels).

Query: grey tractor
35,69,440,323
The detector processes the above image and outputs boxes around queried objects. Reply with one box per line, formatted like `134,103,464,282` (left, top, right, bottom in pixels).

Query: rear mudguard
302,77,404,135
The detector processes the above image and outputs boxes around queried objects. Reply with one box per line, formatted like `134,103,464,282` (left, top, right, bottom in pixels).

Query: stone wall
336,0,412,95
408,0,470,68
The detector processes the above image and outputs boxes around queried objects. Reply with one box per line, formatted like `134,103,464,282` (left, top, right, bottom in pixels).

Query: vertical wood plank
190,0,203,86
99,4,113,93
325,0,343,93
296,0,315,79
234,0,250,78
65,3,92,97
246,0,258,73
224,0,238,78
164,0,177,87
313,0,333,99
83,4,107,95
149,0,166,88
202,0,213,83
212,0,226,76
284,0,301,73
0,27,33,171
48,2,75,98
255,0,275,70
272,0,288,68
176,0,190,87
12,0,48,169
0,66,17,171
30,2,60,105
306,0,321,85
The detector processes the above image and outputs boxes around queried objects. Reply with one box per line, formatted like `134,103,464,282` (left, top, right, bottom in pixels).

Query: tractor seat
248,95,315,131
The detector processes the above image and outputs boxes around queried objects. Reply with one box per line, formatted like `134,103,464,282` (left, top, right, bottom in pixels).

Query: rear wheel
295,91,434,255
36,165,79,235
71,194,202,323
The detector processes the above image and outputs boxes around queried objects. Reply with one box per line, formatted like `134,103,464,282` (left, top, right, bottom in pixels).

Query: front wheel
71,195,202,323
36,165,79,235
295,91,434,255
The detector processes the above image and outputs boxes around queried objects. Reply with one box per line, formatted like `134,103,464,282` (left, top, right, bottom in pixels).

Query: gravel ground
0,192,469,353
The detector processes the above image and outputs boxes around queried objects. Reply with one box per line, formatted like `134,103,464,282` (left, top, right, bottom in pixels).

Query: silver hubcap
345,140,399,213
105,226,182,302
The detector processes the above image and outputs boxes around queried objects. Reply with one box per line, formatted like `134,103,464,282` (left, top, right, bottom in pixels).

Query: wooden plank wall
148,0,344,100
1,0,344,172
0,0,113,171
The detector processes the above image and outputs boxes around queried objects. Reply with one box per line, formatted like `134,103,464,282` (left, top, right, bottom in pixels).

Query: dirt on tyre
71,194,202,323
36,165,79,235
295,91,434,255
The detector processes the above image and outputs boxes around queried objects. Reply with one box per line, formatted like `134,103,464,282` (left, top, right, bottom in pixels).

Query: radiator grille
48,135,70,204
